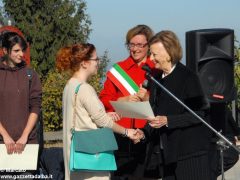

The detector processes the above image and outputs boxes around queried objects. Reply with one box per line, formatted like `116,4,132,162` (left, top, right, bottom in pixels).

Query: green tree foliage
0,4,4,25
42,51,110,131
3,0,91,78
234,37,240,110
235,38,240,61
42,70,70,131
88,51,110,93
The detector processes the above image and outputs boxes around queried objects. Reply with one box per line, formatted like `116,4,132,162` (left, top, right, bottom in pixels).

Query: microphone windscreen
142,80,148,89
141,65,151,73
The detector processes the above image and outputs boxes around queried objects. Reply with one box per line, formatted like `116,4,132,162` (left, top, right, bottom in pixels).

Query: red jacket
99,56,155,128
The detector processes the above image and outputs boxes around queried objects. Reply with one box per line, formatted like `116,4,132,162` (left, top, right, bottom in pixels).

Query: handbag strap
71,84,81,133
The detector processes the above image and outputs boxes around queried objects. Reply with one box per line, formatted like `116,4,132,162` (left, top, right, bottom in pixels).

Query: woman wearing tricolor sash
99,25,156,179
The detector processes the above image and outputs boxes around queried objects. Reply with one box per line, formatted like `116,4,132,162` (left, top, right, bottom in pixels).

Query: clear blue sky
86,0,240,67
1,0,239,67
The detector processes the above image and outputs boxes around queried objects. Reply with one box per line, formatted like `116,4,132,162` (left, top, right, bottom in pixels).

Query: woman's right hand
3,135,15,154
126,129,138,140
133,129,145,144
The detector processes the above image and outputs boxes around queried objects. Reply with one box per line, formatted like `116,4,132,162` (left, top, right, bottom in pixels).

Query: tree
234,37,240,112
89,50,110,93
0,3,4,26
235,38,240,62
2,0,111,131
3,0,91,78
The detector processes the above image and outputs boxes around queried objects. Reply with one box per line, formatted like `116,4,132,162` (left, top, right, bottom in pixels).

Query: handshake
125,128,145,144
107,112,145,143
122,115,169,144
108,112,168,144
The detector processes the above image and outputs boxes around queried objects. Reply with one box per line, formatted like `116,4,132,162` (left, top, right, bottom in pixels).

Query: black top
144,62,211,167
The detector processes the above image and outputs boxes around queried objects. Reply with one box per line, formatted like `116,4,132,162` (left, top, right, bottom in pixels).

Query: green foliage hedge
235,39,240,111
42,70,70,131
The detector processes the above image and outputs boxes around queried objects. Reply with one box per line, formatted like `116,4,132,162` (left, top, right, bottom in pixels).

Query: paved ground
218,141,240,180
44,130,63,141
43,131,240,179
217,156,240,180
43,131,63,148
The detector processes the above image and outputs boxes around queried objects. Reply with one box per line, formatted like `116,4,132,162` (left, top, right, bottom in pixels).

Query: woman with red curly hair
56,43,138,180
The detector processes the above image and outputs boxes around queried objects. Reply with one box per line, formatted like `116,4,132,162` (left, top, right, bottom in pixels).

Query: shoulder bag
69,84,118,171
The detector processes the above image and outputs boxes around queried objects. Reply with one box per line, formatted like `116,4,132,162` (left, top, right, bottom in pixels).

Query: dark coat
143,62,211,170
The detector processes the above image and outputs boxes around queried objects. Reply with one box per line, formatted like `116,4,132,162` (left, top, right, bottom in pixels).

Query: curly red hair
56,43,96,73
56,46,71,72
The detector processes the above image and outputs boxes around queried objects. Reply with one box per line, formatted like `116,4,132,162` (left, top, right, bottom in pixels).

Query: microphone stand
145,71,240,180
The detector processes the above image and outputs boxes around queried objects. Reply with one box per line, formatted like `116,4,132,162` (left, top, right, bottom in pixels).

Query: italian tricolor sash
107,64,139,96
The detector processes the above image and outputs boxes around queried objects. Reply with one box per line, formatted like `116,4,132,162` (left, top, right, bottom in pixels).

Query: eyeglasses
127,43,148,49
89,57,100,62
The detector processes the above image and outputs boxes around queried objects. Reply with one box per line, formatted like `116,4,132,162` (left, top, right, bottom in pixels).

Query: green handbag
69,84,118,172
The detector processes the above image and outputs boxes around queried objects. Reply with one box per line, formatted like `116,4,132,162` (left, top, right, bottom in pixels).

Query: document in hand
0,144,39,170
110,101,154,119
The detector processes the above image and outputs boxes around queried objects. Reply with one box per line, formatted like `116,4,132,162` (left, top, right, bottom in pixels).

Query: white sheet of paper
0,144,39,170
110,101,154,119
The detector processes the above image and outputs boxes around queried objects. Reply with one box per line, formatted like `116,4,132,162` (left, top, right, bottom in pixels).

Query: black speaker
186,28,235,103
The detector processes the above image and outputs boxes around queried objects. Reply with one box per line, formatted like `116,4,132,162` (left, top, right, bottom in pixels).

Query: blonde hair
126,24,154,45
149,30,182,64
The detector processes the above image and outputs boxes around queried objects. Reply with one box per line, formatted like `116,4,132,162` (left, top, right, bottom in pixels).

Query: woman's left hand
15,136,28,154
107,112,121,121
136,85,149,101
147,115,168,128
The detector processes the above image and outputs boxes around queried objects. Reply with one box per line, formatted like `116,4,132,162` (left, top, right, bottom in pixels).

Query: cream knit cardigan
63,78,114,180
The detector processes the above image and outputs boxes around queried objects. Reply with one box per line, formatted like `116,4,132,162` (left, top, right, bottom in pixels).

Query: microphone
141,65,151,73
142,65,152,80
142,80,149,89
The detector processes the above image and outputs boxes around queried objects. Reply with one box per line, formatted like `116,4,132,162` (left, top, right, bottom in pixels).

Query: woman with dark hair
136,30,211,180
0,32,42,154
56,43,138,180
